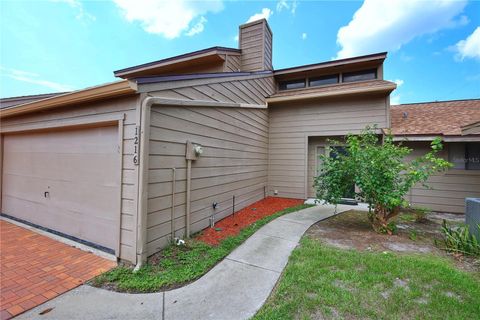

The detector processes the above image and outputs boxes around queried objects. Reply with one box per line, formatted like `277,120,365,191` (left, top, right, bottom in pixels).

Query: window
342,69,377,83
278,79,305,90
309,74,339,87
448,142,480,170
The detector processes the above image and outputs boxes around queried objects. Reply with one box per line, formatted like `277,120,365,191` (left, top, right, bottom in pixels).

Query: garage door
1,125,120,252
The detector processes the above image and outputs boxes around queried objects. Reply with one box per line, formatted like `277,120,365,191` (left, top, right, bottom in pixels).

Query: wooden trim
0,81,136,118
148,97,267,109
267,83,396,104
393,135,480,142
115,119,124,258
303,135,308,199
274,52,387,76
1,113,126,134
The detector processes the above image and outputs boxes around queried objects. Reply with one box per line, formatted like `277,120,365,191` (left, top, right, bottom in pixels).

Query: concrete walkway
17,204,352,320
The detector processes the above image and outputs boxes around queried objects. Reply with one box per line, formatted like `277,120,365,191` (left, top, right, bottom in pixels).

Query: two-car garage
1,125,121,253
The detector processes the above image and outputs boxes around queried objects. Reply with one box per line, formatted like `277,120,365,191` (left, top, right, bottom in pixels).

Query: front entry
313,144,357,204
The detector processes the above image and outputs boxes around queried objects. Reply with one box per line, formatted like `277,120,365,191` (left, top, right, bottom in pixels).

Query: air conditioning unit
465,198,480,241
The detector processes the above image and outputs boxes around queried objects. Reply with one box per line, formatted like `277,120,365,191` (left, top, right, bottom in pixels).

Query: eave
391,135,480,142
0,80,137,119
274,52,387,77
114,47,241,79
266,80,396,104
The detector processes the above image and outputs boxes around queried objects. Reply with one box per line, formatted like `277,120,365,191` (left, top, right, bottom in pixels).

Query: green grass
91,204,312,293
254,237,480,320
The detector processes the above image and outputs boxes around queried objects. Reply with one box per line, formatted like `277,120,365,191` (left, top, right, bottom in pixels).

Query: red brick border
0,221,116,319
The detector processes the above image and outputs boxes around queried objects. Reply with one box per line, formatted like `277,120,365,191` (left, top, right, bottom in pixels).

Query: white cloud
454,27,480,61
114,0,223,39
390,79,404,87
246,8,272,23
276,0,297,14
301,32,307,40
336,0,468,59
233,35,239,43
185,16,207,36
1,67,74,92
51,0,95,22
390,94,401,105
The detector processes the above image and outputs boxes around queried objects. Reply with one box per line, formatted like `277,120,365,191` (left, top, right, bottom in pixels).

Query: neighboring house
390,100,480,213
0,19,477,265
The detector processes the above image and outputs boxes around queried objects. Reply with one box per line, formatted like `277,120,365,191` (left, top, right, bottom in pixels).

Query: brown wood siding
404,142,480,213
239,20,272,72
145,76,274,256
225,55,241,72
146,106,269,255
268,95,389,199
0,95,139,262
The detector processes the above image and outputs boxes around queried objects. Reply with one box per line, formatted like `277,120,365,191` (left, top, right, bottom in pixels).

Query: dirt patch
306,210,479,273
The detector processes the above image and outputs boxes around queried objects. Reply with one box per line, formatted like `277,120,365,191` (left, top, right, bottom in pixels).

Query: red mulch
196,197,304,245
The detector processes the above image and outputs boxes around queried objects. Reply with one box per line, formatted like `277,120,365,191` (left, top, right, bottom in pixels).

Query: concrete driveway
0,220,116,319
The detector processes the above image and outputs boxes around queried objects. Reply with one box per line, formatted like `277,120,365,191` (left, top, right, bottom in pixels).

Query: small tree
314,126,452,234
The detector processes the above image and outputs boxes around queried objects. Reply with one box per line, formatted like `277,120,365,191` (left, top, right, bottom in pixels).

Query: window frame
309,74,339,88
342,69,377,83
278,78,306,91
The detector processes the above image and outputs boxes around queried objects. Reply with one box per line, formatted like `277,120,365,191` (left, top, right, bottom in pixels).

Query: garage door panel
2,126,120,251
4,128,117,154
3,153,118,185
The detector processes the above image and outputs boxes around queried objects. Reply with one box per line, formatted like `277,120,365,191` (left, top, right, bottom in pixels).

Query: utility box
185,141,203,161
465,198,480,241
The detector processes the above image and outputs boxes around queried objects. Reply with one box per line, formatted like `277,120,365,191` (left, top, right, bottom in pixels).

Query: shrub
314,126,451,234
440,220,480,256
412,207,430,222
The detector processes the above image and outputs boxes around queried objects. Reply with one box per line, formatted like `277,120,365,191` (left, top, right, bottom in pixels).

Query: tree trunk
372,205,396,235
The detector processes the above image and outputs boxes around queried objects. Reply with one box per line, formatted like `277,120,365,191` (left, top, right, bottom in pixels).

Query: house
390,100,480,213
0,19,478,265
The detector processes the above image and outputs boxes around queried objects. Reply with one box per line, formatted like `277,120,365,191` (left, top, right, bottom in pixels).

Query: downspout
134,97,267,271
134,95,153,271
186,159,192,238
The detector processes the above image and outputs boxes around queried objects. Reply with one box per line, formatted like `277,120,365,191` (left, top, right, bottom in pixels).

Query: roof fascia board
137,72,273,93
274,53,387,76
114,48,241,78
392,135,480,142
266,83,396,104
0,80,137,118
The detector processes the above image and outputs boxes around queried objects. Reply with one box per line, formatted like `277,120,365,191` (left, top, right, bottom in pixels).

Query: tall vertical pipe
186,159,192,238
171,168,176,241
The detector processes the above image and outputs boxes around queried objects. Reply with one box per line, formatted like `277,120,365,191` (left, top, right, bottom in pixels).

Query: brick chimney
238,19,273,72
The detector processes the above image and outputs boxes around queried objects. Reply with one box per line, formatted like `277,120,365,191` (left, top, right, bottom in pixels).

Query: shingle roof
390,99,480,136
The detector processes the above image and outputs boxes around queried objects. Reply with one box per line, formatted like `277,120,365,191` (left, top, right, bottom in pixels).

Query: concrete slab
279,205,336,225
227,233,298,272
16,204,342,320
256,218,310,242
164,259,278,320
16,286,163,320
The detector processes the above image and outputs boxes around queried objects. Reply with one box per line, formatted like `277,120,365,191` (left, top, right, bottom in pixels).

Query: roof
114,46,241,79
274,52,387,77
267,80,396,103
390,99,480,136
0,80,136,118
133,70,272,85
0,92,69,109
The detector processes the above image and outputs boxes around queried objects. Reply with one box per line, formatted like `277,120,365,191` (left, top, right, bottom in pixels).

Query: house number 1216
133,126,139,165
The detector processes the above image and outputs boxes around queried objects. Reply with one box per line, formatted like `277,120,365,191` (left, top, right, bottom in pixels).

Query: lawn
91,203,311,292
254,213,480,320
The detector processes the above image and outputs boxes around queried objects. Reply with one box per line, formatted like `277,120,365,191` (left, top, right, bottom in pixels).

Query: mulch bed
196,197,304,245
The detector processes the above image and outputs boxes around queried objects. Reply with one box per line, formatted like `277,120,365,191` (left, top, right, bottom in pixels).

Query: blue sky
1,0,479,104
